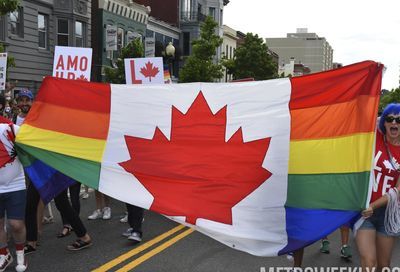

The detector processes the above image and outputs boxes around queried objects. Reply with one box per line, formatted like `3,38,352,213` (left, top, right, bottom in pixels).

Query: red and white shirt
371,130,400,203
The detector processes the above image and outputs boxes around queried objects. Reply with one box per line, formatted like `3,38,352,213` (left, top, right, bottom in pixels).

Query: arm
362,177,400,218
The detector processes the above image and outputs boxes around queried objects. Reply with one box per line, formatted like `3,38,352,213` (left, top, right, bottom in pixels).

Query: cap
18,89,33,100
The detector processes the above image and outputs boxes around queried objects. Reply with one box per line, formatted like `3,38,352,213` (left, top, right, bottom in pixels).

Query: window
57,19,69,46
38,14,48,49
9,7,23,37
209,7,215,19
183,32,190,56
117,27,124,53
75,21,83,47
106,24,114,59
0,16,5,41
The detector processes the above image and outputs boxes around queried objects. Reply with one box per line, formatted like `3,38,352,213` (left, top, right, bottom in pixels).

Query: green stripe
16,143,100,190
286,172,370,210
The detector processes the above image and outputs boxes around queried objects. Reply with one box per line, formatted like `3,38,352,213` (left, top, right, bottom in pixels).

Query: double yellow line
92,225,194,272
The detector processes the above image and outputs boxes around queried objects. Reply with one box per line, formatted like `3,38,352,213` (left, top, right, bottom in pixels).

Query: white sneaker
0,253,13,272
122,227,133,237
102,207,111,220
15,250,27,272
88,209,103,220
120,213,128,223
128,231,142,242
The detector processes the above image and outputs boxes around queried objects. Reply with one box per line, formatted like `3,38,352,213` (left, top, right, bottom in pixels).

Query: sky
223,0,400,90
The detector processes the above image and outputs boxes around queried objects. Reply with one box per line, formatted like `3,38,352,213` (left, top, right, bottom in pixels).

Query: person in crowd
0,95,9,123
12,89,33,126
17,89,92,253
88,191,111,220
356,103,400,271
25,180,92,252
121,204,144,243
55,182,81,238
319,225,352,259
0,122,27,271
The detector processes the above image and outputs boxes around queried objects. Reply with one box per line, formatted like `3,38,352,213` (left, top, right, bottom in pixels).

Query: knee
8,220,25,233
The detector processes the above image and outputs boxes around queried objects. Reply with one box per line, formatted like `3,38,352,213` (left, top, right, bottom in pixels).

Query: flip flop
57,226,73,238
67,239,92,251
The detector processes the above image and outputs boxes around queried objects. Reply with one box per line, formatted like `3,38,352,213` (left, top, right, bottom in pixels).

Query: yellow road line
116,228,195,272
92,225,186,272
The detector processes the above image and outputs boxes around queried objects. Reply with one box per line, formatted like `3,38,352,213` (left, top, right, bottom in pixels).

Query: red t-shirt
371,130,400,203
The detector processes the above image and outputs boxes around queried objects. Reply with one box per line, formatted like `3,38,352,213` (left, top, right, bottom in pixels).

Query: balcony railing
180,11,207,22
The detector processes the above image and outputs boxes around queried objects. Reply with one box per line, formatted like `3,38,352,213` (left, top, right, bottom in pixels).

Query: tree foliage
223,33,277,81
179,16,223,83
379,87,400,113
104,38,144,84
0,0,19,16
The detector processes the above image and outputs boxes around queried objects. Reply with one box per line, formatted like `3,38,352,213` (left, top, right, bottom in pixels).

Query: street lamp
165,42,175,80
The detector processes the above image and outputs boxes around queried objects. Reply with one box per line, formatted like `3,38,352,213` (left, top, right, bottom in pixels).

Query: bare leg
376,233,395,271
293,248,304,268
340,226,350,245
356,229,377,271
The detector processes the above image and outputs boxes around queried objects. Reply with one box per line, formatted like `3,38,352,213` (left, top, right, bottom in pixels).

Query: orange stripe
290,95,378,140
26,101,109,140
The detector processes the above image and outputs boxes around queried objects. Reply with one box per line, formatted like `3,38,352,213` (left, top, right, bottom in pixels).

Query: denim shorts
0,190,27,220
359,206,399,236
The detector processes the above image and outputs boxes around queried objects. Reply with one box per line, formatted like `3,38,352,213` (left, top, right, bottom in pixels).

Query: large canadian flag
15,61,383,256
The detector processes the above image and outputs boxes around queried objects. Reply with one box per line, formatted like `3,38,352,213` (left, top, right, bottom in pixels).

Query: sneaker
120,213,128,223
320,239,330,254
15,250,27,272
102,207,111,220
0,253,13,272
340,244,352,259
122,227,133,237
128,231,142,243
88,209,103,220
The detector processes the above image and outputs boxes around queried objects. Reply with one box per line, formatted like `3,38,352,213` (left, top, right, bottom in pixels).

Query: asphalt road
10,192,400,272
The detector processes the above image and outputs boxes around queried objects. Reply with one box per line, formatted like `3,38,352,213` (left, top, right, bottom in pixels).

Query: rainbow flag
15,61,383,256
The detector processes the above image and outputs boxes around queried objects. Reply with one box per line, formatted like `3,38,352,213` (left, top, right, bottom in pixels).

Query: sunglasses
385,116,400,124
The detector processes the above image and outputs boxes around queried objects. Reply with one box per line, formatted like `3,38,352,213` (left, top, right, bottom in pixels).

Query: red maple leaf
77,74,88,81
119,92,272,225
140,61,159,82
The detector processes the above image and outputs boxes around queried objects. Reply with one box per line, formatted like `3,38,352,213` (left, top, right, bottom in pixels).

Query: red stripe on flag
290,61,383,110
33,77,111,113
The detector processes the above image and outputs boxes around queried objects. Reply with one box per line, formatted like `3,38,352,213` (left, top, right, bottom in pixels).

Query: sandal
24,244,37,255
57,225,73,238
67,239,92,251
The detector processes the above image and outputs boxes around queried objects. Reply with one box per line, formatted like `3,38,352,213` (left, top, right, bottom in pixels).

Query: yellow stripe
116,228,194,272
92,225,186,272
289,132,374,174
16,124,105,162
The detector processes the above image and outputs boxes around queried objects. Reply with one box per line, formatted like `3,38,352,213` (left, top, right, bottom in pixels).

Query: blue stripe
25,159,76,204
278,207,360,255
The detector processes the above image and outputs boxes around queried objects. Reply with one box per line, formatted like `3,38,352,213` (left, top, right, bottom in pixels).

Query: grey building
180,0,229,57
265,28,333,74
0,0,92,93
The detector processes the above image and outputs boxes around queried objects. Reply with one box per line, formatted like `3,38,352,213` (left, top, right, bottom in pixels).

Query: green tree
179,16,223,83
379,87,400,113
0,0,19,16
104,38,144,84
224,33,277,80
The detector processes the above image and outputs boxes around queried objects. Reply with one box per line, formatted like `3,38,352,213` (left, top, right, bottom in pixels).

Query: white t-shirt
0,123,26,193
15,115,25,126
